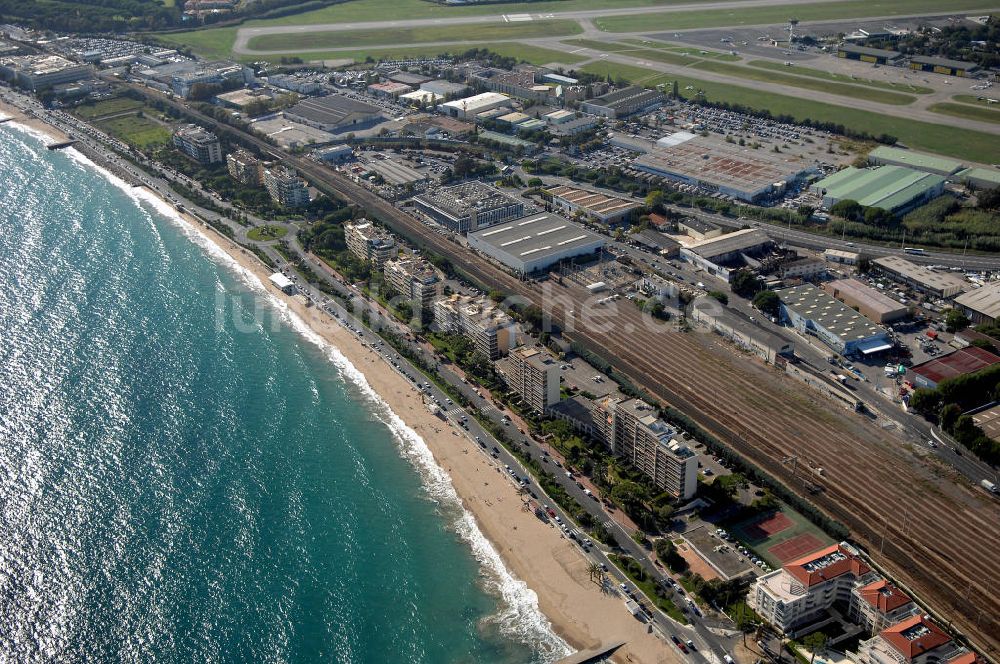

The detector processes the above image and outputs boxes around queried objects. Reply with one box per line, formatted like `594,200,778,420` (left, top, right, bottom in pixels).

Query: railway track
122,84,1000,657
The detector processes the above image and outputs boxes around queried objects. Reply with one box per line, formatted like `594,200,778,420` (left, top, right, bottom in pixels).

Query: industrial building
168,61,250,98
543,109,576,125
172,124,222,164
314,143,353,164
580,86,665,119
867,146,964,176
634,134,815,202
972,404,1000,442
383,256,439,314
361,158,428,186
387,71,431,86
441,92,511,119
780,257,826,280
957,167,1000,191
690,296,793,364
433,294,516,360
872,256,969,299
909,346,1000,389
633,229,681,258
836,44,903,65
345,220,396,270
909,55,979,77
681,229,775,281
777,283,890,356
263,167,310,208
546,185,641,226
467,213,605,275
678,217,722,241
811,166,945,214
823,248,860,265
226,148,262,186
411,182,523,233
954,281,1000,326
284,95,383,133
418,80,469,98
496,346,561,414
611,399,698,500
821,278,910,324
0,55,92,90
366,81,412,98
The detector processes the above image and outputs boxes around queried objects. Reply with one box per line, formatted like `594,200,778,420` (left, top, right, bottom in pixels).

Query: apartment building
172,124,222,164
750,543,872,635
611,399,698,500
852,615,976,664
496,346,560,414
263,167,310,208
849,579,916,635
345,220,396,270
226,148,262,186
383,256,440,313
432,294,516,360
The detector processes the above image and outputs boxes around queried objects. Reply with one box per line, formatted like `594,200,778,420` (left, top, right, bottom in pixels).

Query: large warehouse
284,95,382,133
872,256,969,299
580,85,665,119
836,44,903,65
821,278,910,324
547,185,641,226
777,283,890,356
867,146,964,176
954,282,1000,326
811,166,945,214
468,213,605,275
634,134,816,202
680,228,775,281
440,92,511,119
412,181,524,234
910,347,1000,389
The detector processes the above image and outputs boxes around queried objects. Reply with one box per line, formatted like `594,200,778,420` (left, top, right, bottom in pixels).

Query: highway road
12,89,743,663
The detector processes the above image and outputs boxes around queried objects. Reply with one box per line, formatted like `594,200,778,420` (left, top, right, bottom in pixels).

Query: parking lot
682,524,757,580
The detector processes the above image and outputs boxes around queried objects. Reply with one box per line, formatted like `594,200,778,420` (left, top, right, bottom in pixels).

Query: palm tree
588,562,603,584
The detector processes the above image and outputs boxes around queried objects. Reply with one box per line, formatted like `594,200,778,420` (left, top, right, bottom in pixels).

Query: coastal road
51,83,1000,656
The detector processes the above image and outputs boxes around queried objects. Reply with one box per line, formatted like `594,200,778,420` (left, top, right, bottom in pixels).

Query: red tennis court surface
769,534,826,564
740,512,793,541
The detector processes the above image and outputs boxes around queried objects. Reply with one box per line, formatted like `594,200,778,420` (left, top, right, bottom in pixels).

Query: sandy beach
0,106,681,663
0,99,71,143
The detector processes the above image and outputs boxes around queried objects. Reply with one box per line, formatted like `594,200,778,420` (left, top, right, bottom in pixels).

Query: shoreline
0,109,678,663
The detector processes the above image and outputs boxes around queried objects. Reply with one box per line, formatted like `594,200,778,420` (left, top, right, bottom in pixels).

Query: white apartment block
383,256,440,313
852,615,977,664
172,124,222,164
264,167,310,208
345,220,396,270
226,149,262,186
611,399,698,500
497,346,560,414
433,294,516,360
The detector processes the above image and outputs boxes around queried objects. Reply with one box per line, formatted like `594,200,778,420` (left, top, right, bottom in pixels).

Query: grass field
691,59,916,106
595,0,1000,32
225,0,759,29
245,19,582,52
748,60,933,94
725,503,833,569
952,94,1000,106
94,115,172,149
159,27,238,60
73,97,145,120
928,102,1000,125
577,60,1000,162
247,225,289,241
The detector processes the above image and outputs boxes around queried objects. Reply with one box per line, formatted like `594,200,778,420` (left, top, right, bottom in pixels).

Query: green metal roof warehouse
867,146,964,176
811,166,945,214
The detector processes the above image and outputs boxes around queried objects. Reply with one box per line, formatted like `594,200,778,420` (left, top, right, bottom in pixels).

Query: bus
904,247,926,255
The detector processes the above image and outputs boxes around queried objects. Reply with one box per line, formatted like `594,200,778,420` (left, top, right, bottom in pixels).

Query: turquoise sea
0,122,567,663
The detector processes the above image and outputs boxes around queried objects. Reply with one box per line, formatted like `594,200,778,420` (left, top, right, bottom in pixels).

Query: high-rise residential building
172,124,222,164
611,399,698,500
226,149,262,186
432,294,516,360
263,167,310,208
849,579,916,635
383,256,440,313
496,346,560,414
852,615,977,664
344,220,396,270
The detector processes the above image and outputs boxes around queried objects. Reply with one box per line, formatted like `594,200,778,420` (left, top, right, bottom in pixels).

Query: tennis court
726,503,833,568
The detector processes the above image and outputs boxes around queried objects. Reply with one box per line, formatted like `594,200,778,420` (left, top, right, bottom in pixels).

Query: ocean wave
54,145,571,662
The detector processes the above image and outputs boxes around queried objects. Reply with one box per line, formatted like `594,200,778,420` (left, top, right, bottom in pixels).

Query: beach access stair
554,640,627,664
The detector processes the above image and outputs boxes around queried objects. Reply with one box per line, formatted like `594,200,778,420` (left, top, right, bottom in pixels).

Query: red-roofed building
750,543,878,635
855,615,968,664
910,346,1000,389
849,579,915,633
